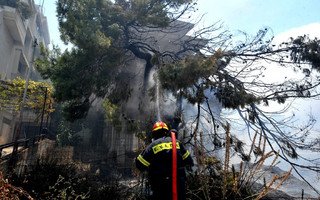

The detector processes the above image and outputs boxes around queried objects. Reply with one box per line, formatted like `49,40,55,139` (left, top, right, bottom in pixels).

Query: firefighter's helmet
152,121,169,138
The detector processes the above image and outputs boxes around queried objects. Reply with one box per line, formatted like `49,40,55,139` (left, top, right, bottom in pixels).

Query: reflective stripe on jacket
136,136,193,178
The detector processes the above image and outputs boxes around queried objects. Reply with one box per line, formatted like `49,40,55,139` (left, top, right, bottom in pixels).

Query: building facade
0,0,50,144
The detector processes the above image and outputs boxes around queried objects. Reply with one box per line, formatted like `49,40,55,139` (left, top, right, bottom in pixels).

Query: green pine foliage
158,51,260,108
290,35,320,70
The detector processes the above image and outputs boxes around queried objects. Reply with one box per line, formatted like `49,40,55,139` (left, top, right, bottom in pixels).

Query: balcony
2,6,26,45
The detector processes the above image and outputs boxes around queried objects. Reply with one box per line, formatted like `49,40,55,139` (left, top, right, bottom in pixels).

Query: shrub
0,170,33,199
10,155,126,199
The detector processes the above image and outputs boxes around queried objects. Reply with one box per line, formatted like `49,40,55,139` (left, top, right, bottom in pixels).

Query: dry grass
0,170,33,200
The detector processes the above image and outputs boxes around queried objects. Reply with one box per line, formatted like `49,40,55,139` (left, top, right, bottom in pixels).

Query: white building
0,0,50,144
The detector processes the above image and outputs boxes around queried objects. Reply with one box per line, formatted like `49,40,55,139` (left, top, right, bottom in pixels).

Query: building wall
0,3,50,80
0,1,50,145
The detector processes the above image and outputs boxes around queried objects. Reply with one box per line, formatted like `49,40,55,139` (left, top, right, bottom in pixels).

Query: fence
0,134,46,158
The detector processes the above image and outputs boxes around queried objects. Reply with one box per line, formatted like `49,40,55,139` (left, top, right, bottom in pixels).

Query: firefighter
136,121,194,200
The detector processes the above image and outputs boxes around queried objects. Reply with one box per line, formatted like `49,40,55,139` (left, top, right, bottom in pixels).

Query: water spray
156,71,161,121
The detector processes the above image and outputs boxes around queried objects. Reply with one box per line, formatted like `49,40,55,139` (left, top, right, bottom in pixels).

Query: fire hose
171,131,178,200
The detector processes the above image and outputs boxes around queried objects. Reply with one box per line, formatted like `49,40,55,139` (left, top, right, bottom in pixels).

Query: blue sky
197,0,320,35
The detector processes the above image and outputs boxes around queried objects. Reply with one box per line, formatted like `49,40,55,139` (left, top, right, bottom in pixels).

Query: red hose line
171,132,178,200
